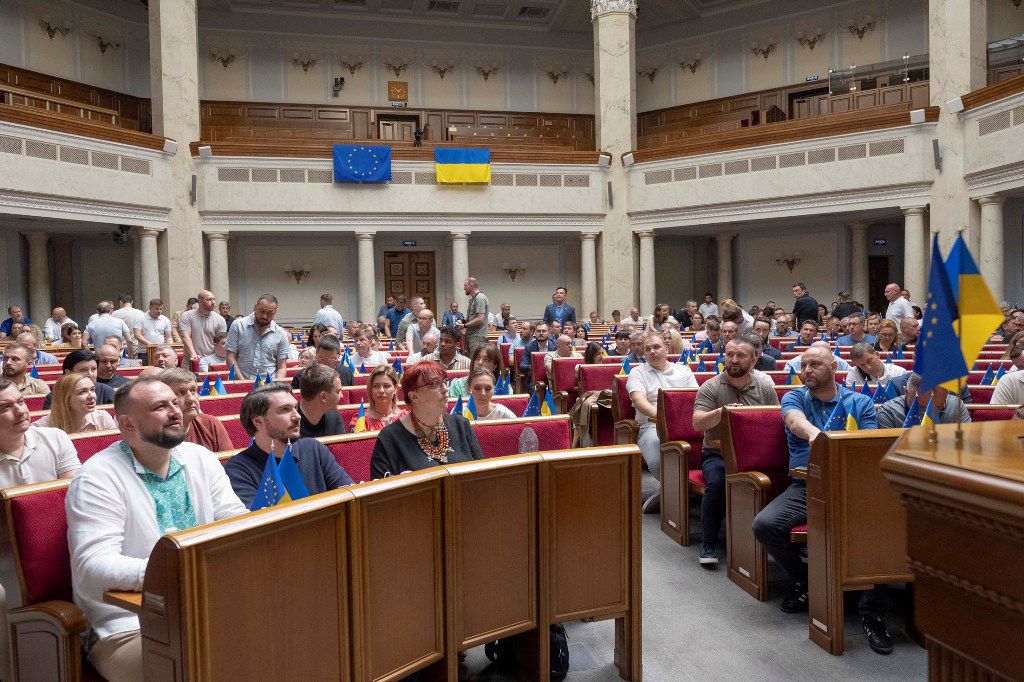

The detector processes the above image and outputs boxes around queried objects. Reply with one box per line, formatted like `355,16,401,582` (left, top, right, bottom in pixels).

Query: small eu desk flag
914,234,969,394
823,399,858,431
333,145,392,183
250,451,286,511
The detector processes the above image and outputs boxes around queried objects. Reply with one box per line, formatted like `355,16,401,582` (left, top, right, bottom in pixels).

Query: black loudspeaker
932,139,942,171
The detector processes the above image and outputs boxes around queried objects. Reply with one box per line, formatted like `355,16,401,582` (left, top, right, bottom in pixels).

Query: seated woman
583,341,604,364
34,372,117,433
873,320,901,354
573,325,589,348
351,364,405,431
56,323,84,348
371,361,483,477
306,323,328,350
467,368,516,421
449,344,503,398
686,312,704,333
663,328,692,356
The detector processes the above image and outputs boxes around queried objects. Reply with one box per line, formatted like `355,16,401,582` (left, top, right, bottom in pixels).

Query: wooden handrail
0,104,170,151
961,73,1024,112
627,104,938,164
1,83,119,118
189,140,605,164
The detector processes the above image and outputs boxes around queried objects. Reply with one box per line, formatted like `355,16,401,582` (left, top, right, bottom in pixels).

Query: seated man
198,331,229,373
899,316,920,349
877,372,970,428
97,344,130,389
406,332,438,365
0,306,29,339
44,307,76,343
752,346,892,654
289,335,355,389
544,334,583,376
751,318,782,362
845,342,908,388
744,334,777,372
425,326,473,371
225,382,353,507
993,333,1024,405
103,336,141,368
297,364,346,439
607,330,631,357
772,313,799,339
158,368,233,452
2,343,49,396
499,317,521,346
793,319,819,348
16,330,58,366
66,377,246,681
151,345,180,369
784,340,851,374
835,312,877,347
691,337,778,567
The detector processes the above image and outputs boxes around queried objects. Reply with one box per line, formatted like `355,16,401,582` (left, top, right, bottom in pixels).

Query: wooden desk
104,591,142,614
882,421,1024,680
789,467,807,480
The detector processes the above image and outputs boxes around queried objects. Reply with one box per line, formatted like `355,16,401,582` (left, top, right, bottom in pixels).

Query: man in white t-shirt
884,283,915,325
626,331,698,513
132,299,173,359
112,294,145,356
844,342,908,388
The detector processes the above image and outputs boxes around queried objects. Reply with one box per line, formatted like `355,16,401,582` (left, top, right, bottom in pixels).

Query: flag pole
953,226,965,447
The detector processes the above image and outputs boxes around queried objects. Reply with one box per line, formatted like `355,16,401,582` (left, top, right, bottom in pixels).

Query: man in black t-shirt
296,364,346,439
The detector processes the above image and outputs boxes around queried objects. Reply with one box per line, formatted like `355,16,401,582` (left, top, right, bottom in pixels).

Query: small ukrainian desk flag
333,145,392,183
434,148,490,184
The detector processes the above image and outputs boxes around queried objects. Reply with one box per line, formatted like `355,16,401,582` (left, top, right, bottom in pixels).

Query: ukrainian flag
715,352,725,373
464,394,477,420
920,395,937,428
277,444,310,500
541,389,557,415
823,399,858,431
944,233,1004,380
434,148,490,184
619,358,631,375
353,401,367,433
212,375,226,396
786,367,801,385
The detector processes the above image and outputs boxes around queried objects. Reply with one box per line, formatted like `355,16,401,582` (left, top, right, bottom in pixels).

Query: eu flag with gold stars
333,144,391,183
913,234,969,394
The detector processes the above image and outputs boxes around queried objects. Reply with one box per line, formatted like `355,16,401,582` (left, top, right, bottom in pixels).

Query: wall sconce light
795,28,826,50
541,66,570,85
502,263,527,282
337,48,369,75
583,70,594,84
848,16,876,40
209,50,236,69
385,59,410,78
428,57,456,79
679,53,703,74
471,57,502,81
40,20,71,40
775,255,803,272
96,36,120,54
284,264,312,284
749,40,777,60
637,65,660,82
292,56,317,73
339,58,364,75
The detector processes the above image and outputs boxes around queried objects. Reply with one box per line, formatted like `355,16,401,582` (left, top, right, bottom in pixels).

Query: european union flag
250,452,286,511
823,399,858,431
522,389,541,417
874,380,897,404
29,365,39,379
450,396,464,416
901,400,923,428
914,234,969,393
198,376,211,396
980,365,994,385
228,364,236,381
333,144,392,183
697,358,708,372
859,381,874,399
392,357,403,376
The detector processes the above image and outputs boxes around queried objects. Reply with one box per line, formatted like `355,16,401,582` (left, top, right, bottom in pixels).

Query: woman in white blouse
467,368,516,421
35,372,117,433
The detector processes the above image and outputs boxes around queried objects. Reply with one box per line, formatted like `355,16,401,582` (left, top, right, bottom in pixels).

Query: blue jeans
700,452,726,547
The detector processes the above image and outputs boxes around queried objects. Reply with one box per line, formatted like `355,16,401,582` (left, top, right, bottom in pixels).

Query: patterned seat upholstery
8,485,73,604
967,404,1016,421
531,352,548,387
24,396,46,412
322,433,378,484
579,364,621,446
199,394,246,416
70,430,121,462
657,389,703,546
473,416,571,458
217,416,250,449
550,357,585,413
968,385,994,404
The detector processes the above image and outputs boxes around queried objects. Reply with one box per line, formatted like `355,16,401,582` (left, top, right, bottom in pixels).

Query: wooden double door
384,251,437,312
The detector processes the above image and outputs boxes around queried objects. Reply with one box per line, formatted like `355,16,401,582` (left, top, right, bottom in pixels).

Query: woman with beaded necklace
370,361,482,478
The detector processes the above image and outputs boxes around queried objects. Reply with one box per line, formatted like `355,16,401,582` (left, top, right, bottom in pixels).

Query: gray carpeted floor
464,514,927,681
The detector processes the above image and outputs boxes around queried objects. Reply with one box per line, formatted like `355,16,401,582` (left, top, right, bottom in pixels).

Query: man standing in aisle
884,283,915,325
791,283,819,327
462,278,490,358
225,295,290,381
313,293,344,331
179,291,226,367
543,287,577,327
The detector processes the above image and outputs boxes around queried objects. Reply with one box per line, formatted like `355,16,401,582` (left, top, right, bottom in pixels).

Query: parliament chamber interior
1,0,1024,679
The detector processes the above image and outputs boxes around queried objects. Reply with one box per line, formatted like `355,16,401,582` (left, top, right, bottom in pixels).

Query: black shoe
780,583,808,613
862,616,894,655
698,544,718,569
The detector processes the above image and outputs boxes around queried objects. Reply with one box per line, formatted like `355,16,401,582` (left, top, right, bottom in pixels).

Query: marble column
149,0,204,306
356,232,376,323
451,232,470,308
22,231,50,322
638,231,655,315
902,207,928,303
138,228,161,305
978,195,1006,303
206,233,230,305
580,233,599,318
929,0,987,250
592,0,637,313
131,229,142,301
849,222,870,307
715,232,734,302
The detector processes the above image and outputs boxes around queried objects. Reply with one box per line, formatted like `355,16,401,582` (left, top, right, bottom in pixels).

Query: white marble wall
1002,198,1024,308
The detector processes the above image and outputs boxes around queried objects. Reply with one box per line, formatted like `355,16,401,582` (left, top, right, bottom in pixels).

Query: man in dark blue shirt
517,322,556,385
384,294,410,339
751,346,893,654
225,382,352,507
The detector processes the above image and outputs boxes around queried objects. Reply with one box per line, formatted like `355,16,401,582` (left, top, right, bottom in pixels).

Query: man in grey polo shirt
691,337,779,568
179,290,226,365
226,294,290,381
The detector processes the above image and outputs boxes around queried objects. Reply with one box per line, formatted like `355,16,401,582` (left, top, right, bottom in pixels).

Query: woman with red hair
370,361,482,477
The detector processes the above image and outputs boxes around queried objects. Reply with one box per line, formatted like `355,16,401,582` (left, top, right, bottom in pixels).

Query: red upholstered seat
70,430,121,462
791,523,808,533
658,389,703,466
8,485,73,604
200,394,245,416
491,395,529,416
322,433,377,484
694,372,714,385
688,469,706,488
726,408,789,498
531,352,547,386
775,386,798,400
224,381,252,394
613,375,635,421
218,416,250,449
967,405,1016,421
969,385,994,404
550,357,585,412
472,416,571,458
24,396,46,412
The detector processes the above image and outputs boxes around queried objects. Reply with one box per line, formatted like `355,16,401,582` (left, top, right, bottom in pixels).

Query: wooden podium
882,421,1024,681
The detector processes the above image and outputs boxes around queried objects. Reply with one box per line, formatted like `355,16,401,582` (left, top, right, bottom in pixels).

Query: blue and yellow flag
786,367,802,386
715,352,725,373
250,451,287,511
541,389,557,416
450,396,464,416
198,375,211,396
696,358,707,372
277,443,310,501
212,375,226,396
522,390,541,417
343,351,356,375
464,394,477,420
228,364,236,381
980,365,994,385
920,395,937,428
914,235,970,393
901,400,923,428
353,401,367,433
333,144,392,183
434,148,490,184
392,357,403,376
994,364,1006,383
944,233,1004,378
619,358,631,375
252,375,262,391
893,345,904,360
823,399,858,431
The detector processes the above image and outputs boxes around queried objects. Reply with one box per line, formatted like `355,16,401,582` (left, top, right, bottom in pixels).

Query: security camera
112,225,131,245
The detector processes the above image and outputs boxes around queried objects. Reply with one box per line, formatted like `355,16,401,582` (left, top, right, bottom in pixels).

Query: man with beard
158,368,233,452
691,337,778,567
225,382,353,508
751,346,892,655
66,378,247,681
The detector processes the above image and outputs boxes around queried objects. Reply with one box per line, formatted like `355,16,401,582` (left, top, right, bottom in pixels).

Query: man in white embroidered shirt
66,377,246,681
